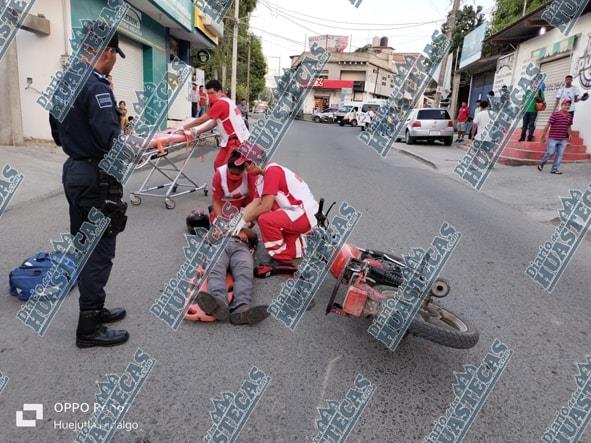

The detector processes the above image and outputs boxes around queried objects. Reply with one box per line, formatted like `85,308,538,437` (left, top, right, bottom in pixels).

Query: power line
260,0,444,31
258,0,445,27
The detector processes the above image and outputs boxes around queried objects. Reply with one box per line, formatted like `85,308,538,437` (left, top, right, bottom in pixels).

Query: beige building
290,38,419,113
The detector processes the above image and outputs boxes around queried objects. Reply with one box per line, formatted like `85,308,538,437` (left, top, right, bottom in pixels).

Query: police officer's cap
82,20,126,59
107,32,126,59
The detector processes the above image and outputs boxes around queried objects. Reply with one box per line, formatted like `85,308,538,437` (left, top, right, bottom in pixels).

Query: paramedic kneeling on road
242,157,319,265
211,151,257,220
177,80,249,169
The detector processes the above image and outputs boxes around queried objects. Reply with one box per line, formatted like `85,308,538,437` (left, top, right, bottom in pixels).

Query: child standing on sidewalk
537,99,573,175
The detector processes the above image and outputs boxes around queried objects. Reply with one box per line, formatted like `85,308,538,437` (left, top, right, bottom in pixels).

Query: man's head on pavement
205,79,224,104
238,228,258,251
565,75,573,87
80,22,126,76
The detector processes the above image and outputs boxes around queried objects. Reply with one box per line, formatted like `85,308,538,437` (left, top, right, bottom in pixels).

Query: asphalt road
1,120,590,443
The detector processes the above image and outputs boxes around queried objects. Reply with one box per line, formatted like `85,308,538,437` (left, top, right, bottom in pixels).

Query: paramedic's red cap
234,154,251,166
561,99,572,104
107,32,126,58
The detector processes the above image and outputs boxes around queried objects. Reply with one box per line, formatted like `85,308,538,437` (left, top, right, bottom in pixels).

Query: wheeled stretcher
129,120,218,210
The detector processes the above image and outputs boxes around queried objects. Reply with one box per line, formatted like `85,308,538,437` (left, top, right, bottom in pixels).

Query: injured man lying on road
195,227,270,325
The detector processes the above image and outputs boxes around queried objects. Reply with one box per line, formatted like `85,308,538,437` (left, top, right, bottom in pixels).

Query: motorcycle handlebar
317,198,325,216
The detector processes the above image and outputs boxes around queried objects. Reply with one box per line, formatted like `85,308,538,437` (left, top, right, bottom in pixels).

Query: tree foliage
191,0,267,102
488,0,547,34
441,5,485,68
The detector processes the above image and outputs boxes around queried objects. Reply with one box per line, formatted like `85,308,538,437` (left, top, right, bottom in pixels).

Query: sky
250,0,497,77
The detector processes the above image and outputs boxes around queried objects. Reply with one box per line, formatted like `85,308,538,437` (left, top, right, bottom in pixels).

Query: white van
338,100,385,126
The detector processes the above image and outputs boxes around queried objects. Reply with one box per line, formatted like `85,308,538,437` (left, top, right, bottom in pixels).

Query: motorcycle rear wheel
408,302,479,349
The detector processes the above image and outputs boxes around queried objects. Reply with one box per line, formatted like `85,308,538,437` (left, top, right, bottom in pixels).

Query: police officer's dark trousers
63,158,116,311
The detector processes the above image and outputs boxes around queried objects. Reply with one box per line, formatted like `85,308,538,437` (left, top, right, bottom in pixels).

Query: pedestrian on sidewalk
554,75,585,118
198,85,207,117
238,98,249,129
468,100,482,140
190,83,199,118
537,99,573,175
470,100,490,142
455,101,470,142
519,87,545,142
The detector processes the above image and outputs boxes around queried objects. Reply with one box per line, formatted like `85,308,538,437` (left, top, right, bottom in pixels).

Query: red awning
313,79,354,89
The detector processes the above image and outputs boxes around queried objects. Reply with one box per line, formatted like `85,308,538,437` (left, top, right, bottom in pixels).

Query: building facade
290,42,419,113
486,4,591,148
13,0,221,141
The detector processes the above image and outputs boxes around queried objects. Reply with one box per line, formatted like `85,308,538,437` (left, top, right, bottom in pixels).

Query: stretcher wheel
130,194,141,205
165,198,175,210
203,189,208,196
172,185,178,193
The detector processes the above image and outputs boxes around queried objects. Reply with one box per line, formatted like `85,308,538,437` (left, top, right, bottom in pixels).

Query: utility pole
246,34,251,107
230,0,240,101
522,0,528,16
449,46,461,120
435,0,461,107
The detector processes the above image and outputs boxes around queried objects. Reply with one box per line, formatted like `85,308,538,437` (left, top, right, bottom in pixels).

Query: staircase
498,129,590,166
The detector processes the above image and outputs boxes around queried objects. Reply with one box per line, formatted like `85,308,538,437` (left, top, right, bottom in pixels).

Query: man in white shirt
555,75,581,116
470,100,491,142
190,83,199,118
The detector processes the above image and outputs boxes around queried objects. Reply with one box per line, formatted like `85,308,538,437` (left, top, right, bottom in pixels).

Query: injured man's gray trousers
207,238,254,310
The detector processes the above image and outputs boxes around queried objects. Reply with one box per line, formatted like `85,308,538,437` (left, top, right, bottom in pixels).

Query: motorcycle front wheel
408,302,479,349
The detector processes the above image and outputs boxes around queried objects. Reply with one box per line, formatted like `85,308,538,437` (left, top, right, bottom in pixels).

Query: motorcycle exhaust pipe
429,278,450,298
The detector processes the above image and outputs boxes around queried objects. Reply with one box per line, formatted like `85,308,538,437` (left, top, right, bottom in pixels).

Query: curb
394,148,438,170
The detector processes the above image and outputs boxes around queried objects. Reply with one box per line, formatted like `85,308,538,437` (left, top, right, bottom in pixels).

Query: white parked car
312,107,338,123
402,108,454,145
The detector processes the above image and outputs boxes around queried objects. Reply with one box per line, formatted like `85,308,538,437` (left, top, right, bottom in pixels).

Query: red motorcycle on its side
316,199,479,350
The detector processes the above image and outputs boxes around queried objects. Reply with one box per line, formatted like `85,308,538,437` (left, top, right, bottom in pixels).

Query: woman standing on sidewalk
537,99,573,175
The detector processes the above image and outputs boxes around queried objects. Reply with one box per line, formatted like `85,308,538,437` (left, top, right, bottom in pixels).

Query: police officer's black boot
76,310,129,348
99,307,126,323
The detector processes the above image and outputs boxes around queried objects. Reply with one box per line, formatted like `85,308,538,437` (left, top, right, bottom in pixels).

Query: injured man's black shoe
99,307,126,323
230,305,270,325
196,291,229,321
76,311,129,348
254,258,298,278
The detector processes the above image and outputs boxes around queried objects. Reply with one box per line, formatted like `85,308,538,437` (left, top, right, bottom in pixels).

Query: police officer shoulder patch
95,93,113,109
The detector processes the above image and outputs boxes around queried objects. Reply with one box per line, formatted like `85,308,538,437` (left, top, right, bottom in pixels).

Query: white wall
16,0,70,141
513,14,591,146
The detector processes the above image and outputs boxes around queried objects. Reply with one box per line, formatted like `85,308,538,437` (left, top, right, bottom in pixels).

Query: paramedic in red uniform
211,151,257,220
241,156,319,265
177,79,249,169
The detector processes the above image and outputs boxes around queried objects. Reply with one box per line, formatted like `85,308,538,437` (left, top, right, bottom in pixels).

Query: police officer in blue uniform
50,30,129,348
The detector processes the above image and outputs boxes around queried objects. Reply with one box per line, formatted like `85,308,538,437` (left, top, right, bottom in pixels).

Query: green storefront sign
150,0,194,32
70,0,170,126
70,0,166,52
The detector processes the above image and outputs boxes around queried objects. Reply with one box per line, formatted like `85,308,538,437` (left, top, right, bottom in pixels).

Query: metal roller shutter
538,56,572,127
167,63,192,123
110,36,144,118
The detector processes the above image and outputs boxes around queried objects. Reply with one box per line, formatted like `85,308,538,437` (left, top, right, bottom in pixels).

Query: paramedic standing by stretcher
176,80,249,169
241,155,319,267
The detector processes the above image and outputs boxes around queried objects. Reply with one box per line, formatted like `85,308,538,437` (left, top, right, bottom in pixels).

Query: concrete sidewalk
1,142,66,213
393,140,591,227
